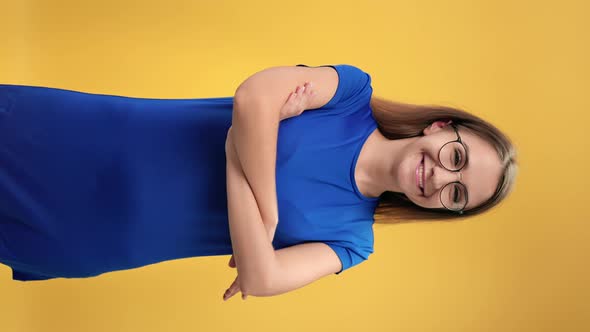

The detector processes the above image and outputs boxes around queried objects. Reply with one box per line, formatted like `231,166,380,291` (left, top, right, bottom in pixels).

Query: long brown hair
369,95,518,224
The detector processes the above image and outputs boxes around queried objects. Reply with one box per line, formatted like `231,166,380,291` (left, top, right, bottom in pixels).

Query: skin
354,120,504,211
224,85,504,301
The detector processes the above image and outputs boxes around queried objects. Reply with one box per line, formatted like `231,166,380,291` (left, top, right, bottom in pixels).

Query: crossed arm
224,69,345,298
226,72,318,293
225,113,342,299
224,118,278,296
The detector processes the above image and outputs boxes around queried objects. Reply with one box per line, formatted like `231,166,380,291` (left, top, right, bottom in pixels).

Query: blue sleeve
324,241,374,275
295,64,373,113
322,221,375,275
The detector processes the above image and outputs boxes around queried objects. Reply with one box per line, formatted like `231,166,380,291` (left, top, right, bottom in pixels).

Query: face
395,120,503,211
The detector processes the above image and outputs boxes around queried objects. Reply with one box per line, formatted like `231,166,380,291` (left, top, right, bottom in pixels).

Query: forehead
457,128,503,210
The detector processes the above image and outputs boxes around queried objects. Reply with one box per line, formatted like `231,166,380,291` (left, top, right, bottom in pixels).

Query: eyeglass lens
439,141,468,211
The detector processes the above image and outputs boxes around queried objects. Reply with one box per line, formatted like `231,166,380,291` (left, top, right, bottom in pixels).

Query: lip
415,153,424,195
422,154,426,195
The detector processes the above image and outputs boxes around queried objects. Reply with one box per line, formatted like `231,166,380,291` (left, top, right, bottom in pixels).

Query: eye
454,149,462,167
453,186,461,203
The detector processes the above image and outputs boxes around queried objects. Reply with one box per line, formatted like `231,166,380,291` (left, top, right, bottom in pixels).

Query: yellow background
1,0,588,331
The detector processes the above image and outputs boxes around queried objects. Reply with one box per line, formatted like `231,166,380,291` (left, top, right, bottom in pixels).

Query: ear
422,119,453,136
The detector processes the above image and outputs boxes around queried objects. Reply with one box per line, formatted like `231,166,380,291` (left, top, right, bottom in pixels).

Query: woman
0,64,517,299
222,64,517,300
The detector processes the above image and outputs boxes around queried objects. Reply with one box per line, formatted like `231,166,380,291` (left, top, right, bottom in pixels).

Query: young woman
0,64,517,301
222,64,517,300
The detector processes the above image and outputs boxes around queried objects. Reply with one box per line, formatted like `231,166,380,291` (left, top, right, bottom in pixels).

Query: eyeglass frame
437,122,470,215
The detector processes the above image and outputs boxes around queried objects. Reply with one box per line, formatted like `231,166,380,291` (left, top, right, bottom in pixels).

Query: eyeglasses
437,123,469,214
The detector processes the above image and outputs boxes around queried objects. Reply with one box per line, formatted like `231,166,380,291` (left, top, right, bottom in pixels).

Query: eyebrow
459,129,471,207
457,126,471,163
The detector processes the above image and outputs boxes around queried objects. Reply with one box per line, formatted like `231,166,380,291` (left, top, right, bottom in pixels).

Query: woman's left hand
223,273,247,301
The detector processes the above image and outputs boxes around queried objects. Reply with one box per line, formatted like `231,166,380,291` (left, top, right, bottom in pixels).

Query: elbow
232,88,258,119
241,271,276,297
233,67,270,103
233,86,259,107
233,86,273,113
233,86,248,103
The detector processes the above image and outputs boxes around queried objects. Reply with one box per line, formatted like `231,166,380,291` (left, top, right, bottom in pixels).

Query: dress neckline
350,124,380,202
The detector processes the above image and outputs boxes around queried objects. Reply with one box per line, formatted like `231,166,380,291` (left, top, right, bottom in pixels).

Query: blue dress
0,64,379,281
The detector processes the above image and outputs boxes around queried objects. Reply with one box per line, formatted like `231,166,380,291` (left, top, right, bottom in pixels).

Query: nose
431,165,463,191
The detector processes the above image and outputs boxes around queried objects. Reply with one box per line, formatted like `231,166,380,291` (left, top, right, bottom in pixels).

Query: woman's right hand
279,82,316,121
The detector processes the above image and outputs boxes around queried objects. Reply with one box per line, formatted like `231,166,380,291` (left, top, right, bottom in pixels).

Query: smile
415,153,425,195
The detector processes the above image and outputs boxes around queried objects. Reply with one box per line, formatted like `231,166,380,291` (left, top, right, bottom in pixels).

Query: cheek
408,193,437,209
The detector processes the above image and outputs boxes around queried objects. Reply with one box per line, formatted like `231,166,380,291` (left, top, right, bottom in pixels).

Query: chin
406,194,420,205
405,192,427,207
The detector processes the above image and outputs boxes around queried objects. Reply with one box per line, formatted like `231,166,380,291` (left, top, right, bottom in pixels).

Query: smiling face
395,120,504,211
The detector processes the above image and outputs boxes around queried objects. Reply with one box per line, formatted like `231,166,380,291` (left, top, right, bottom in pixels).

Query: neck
356,129,416,198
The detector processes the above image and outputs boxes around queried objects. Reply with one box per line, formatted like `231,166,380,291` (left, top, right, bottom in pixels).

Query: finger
224,288,236,301
297,83,309,96
304,82,315,96
232,284,242,299
301,82,309,93
299,82,312,97
286,91,299,105
230,278,239,292
224,279,239,300
226,285,238,300
302,82,310,93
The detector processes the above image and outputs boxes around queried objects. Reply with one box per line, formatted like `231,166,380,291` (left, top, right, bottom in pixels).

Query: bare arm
225,128,276,295
223,65,347,297
230,64,338,228
230,94,280,227
225,131,342,298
